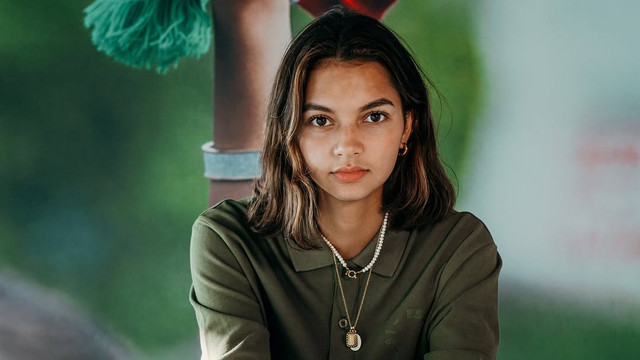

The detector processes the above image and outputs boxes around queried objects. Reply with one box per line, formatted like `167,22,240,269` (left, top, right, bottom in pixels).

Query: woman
190,7,501,360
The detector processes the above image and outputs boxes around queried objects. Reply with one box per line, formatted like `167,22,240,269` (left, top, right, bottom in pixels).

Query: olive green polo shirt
190,198,501,360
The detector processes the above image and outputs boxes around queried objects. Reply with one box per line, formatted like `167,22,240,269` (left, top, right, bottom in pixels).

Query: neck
317,195,385,260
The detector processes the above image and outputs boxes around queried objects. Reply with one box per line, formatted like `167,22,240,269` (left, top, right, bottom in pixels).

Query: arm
424,222,502,360
190,216,270,359
208,0,291,206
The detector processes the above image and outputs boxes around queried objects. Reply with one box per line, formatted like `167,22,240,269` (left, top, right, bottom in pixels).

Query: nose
333,124,363,157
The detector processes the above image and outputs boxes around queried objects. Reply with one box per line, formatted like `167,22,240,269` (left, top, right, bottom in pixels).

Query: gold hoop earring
399,142,408,156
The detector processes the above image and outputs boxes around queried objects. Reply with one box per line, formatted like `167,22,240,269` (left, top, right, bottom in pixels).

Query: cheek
371,133,402,173
380,146,400,172
297,136,322,170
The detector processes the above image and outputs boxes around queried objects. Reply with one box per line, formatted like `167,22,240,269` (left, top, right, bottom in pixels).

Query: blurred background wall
462,0,640,358
1,0,638,358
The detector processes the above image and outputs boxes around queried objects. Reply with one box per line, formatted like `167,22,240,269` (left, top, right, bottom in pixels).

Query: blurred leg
208,0,292,206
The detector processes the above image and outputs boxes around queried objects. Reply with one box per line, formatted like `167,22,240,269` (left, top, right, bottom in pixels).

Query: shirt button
338,318,348,329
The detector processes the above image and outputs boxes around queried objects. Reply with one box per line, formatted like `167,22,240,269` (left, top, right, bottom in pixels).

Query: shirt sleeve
189,216,271,360
423,217,502,360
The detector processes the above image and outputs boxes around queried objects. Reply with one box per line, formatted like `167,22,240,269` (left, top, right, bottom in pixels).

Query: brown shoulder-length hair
248,7,455,248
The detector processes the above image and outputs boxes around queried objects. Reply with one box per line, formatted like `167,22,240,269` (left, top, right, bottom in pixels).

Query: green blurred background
1,0,638,358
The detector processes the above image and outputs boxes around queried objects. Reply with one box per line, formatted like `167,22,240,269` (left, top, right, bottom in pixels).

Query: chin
324,186,382,204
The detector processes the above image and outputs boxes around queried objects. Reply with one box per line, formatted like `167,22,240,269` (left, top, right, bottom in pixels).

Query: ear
402,110,414,143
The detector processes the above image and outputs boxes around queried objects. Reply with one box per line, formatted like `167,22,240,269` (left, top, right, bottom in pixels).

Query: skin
299,60,413,258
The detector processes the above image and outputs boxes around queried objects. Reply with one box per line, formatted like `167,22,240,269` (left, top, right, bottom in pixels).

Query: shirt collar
286,226,410,278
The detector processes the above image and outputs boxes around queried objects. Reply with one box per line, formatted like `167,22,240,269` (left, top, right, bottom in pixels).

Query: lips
332,166,368,182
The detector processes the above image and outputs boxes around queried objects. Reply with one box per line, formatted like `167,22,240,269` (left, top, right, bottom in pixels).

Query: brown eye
365,112,387,123
310,116,331,127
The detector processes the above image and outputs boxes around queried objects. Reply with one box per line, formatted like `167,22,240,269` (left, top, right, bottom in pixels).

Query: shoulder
437,210,492,242
194,197,253,232
412,210,498,271
417,210,493,245
190,198,259,261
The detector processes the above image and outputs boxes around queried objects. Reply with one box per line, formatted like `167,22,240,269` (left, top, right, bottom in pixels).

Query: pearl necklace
321,212,389,279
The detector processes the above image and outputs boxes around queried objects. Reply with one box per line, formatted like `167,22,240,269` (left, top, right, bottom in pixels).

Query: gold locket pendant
346,328,362,351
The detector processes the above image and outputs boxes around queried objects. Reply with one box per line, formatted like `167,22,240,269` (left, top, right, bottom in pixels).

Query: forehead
304,60,399,105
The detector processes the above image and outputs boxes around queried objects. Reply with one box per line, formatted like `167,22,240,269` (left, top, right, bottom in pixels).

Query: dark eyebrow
302,98,395,113
302,103,333,113
360,98,394,112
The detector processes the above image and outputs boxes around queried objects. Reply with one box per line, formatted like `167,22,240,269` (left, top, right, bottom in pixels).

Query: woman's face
298,60,412,208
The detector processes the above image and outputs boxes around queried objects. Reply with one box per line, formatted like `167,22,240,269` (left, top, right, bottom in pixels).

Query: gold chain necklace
330,226,383,352
324,213,388,350
332,253,373,351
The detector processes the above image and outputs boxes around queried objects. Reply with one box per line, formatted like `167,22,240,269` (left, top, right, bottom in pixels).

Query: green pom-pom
84,0,212,73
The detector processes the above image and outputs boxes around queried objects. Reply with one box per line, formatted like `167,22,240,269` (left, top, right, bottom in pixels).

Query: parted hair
247,7,455,249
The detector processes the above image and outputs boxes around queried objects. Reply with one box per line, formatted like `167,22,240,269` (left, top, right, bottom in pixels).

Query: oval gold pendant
350,334,362,351
346,330,362,351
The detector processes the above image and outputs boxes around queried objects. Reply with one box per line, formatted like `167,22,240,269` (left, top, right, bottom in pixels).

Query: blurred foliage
0,0,480,355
